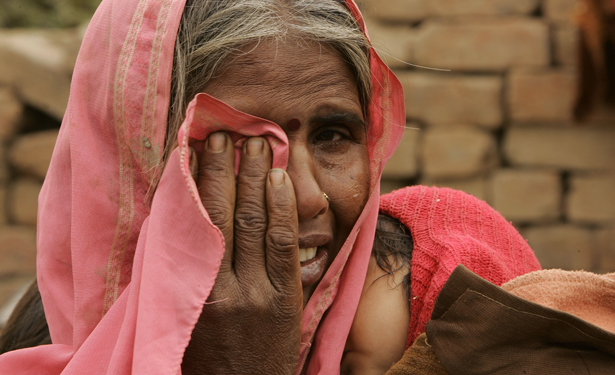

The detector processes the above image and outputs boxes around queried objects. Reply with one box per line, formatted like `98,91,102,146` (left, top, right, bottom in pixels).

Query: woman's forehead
209,40,356,88
202,39,362,123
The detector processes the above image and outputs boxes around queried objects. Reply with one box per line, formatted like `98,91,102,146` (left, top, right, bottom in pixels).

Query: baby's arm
341,255,410,375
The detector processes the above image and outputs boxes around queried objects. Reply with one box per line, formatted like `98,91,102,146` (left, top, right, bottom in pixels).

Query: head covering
0,0,404,374
379,186,542,346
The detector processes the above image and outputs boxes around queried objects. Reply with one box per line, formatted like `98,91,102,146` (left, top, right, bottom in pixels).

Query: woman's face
203,40,370,305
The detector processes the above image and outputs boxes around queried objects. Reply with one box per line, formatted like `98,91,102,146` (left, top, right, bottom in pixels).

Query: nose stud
322,191,330,202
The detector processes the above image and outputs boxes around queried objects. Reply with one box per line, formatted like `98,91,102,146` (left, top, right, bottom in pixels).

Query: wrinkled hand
182,132,303,375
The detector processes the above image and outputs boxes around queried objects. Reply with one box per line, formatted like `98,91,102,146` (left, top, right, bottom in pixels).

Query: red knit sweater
380,186,542,347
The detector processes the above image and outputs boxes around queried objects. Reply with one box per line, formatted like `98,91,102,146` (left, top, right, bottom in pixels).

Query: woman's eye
314,129,345,143
313,127,354,155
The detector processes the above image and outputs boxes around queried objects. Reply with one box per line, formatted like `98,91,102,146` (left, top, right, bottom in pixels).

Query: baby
341,215,413,374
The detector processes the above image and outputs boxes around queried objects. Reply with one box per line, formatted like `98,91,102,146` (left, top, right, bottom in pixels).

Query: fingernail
270,169,284,187
246,138,263,157
208,132,226,153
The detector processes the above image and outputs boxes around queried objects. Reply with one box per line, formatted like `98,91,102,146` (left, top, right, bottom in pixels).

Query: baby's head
372,214,413,299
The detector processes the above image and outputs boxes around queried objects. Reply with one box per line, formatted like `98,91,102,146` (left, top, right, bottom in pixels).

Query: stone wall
0,0,614,323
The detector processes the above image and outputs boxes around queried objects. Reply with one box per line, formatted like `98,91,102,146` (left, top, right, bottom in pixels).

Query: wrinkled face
203,40,370,305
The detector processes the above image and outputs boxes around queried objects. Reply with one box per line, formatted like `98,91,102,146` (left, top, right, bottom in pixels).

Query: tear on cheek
348,179,369,209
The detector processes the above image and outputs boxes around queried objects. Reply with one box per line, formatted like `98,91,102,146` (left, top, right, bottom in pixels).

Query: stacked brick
365,0,615,272
0,29,76,320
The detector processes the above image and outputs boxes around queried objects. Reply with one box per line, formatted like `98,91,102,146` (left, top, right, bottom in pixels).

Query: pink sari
0,0,405,373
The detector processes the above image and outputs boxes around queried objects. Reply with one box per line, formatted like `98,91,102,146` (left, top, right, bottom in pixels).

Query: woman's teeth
299,247,317,262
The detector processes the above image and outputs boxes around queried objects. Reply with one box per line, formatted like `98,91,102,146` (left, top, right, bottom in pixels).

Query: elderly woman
0,0,541,373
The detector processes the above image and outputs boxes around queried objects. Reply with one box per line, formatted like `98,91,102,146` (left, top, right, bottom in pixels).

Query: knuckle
267,203,297,228
200,196,232,214
244,290,270,314
228,281,271,314
266,229,297,251
200,162,231,178
208,210,233,231
270,194,296,212
233,238,262,255
198,180,229,199
234,205,267,230
238,164,268,180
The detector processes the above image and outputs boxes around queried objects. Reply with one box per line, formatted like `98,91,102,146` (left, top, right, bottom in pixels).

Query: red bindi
287,118,301,131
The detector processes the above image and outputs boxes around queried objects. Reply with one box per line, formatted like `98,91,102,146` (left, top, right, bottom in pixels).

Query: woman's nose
286,147,328,222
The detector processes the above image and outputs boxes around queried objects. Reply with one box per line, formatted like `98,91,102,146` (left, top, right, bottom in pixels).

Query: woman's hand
182,132,303,375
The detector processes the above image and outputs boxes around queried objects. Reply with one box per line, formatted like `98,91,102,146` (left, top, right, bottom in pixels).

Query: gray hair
165,0,371,160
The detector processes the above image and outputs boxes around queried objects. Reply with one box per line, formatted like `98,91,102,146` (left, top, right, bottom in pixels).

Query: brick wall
365,0,615,273
0,29,74,321
0,0,614,323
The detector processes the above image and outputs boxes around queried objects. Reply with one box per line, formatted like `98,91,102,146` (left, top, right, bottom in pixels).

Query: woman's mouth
299,247,317,262
299,247,328,287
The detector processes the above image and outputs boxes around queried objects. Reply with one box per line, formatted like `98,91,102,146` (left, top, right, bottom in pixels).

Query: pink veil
0,0,405,373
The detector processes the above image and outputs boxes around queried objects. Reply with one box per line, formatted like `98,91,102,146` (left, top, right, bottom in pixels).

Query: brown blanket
388,265,615,374
385,333,448,375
